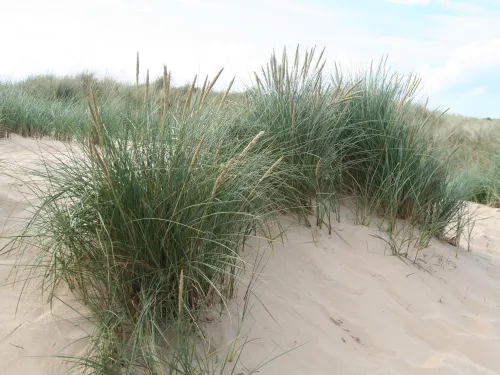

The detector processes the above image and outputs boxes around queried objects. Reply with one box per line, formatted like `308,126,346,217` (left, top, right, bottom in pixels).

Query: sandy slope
208,209,500,374
1,136,499,374
0,136,91,374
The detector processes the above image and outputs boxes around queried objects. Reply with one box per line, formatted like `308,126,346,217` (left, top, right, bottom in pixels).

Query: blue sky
1,0,499,117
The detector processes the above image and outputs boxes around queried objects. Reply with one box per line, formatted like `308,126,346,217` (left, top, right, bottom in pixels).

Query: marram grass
7,79,301,373
1,47,482,373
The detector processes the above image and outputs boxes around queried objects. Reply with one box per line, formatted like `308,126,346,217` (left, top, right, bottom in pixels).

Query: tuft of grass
244,49,473,252
429,114,500,208
6,76,300,372
333,58,473,251
243,46,359,228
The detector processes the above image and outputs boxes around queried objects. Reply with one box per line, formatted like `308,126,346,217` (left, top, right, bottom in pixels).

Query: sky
1,0,499,117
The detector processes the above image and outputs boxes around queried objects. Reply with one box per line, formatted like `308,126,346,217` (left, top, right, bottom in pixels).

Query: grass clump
244,50,473,251
427,114,500,208
9,78,297,372
244,47,359,228
468,151,500,207
333,59,473,251
0,80,119,140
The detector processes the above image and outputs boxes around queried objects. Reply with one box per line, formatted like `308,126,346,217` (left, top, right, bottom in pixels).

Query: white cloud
387,0,490,12
386,0,431,4
469,86,487,96
437,0,483,12
419,38,500,93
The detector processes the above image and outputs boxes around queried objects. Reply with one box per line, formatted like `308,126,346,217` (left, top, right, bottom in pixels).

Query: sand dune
1,136,499,374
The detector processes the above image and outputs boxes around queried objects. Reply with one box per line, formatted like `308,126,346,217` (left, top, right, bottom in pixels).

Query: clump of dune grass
0,79,136,140
334,58,473,251
469,150,500,207
0,62,228,140
6,71,299,373
425,113,500,208
244,49,473,253
243,47,360,229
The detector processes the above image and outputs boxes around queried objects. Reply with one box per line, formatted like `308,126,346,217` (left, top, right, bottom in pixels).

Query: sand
1,136,499,374
0,136,91,374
